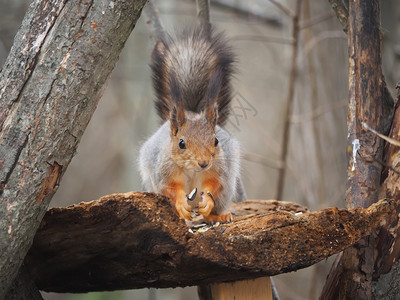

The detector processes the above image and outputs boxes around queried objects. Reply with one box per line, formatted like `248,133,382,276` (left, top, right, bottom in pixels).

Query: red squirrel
139,27,245,223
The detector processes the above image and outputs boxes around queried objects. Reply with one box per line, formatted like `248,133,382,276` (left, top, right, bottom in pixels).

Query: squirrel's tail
150,26,235,126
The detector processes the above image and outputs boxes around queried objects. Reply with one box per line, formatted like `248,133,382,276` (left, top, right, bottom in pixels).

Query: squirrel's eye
215,137,219,147
179,139,186,149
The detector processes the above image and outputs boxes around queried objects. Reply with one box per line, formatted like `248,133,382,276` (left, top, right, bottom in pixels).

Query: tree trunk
5,265,43,300
321,1,391,299
0,0,147,297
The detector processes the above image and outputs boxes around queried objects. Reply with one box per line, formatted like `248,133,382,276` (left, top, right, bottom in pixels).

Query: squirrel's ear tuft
205,103,218,127
171,105,186,134
152,41,167,60
206,68,222,105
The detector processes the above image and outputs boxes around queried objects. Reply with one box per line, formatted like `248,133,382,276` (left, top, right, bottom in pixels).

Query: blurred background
1,0,400,299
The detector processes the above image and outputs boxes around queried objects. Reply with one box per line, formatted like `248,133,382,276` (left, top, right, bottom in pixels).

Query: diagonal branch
143,0,166,42
0,0,147,297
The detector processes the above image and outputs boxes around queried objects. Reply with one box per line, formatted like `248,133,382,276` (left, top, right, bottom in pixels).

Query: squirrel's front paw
175,199,192,220
198,191,215,217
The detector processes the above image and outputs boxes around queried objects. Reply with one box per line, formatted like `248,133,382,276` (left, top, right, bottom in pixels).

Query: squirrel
139,27,246,223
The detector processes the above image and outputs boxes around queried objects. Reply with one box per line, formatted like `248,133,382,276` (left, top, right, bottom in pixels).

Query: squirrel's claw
175,199,192,220
198,191,215,217
204,212,233,223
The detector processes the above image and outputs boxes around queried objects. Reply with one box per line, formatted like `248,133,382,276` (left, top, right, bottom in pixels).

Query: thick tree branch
24,192,393,293
0,0,147,297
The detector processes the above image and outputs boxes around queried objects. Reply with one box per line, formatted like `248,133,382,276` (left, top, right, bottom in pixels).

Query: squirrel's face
170,106,220,171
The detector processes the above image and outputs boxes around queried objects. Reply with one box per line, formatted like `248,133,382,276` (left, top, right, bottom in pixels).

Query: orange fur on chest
202,175,221,196
162,179,185,202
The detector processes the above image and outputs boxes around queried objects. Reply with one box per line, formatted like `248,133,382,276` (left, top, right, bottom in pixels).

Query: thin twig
304,30,346,56
143,0,166,42
269,0,295,17
243,152,283,170
303,0,325,210
363,122,400,147
212,0,283,26
231,35,294,45
276,0,302,201
289,100,347,123
357,150,400,176
300,11,335,29
196,0,211,36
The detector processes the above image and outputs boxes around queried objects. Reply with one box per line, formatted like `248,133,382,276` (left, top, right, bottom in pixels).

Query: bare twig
196,0,211,35
143,0,166,42
211,0,282,26
289,100,347,123
243,152,283,170
276,0,302,201
363,122,400,147
304,30,346,56
300,11,335,29
231,35,294,45
302,0,325,209
269,0,294,17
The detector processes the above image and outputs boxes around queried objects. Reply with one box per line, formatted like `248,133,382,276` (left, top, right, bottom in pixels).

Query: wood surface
24,192,394,293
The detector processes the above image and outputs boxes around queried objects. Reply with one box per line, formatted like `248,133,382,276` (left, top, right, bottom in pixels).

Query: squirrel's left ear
171,105,186,135
205,69,221,127
206,68,222,104
206,103,218,127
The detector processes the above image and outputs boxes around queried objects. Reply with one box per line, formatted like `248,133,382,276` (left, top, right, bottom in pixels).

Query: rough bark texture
5,265,43,300
321,1,388,299
345,0,383,209
372,87,400,295
372,259,400,299
24,192,393,293
0,0,147,297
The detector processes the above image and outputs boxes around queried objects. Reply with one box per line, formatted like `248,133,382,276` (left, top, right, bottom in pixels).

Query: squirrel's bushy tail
150,26,235,126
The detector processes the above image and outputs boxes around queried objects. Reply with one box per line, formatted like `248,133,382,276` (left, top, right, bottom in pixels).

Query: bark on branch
0,0,147,297
25,192,394,293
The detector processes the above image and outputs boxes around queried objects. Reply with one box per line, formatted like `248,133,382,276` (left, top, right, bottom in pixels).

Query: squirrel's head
170,104,220,171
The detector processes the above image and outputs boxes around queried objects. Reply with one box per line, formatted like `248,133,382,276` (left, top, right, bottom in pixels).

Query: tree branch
143,0,166,42
328,0,349,33
24,192,394,293
276,0,302,200
0,0,147,297
196,0,211,35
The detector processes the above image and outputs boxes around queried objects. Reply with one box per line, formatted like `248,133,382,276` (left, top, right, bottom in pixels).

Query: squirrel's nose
198,161,209,169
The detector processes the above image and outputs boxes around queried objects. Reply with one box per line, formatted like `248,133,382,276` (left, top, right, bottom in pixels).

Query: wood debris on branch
25,192,394,293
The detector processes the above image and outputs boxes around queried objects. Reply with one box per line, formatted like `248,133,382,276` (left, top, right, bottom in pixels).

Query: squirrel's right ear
170,106,186,135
